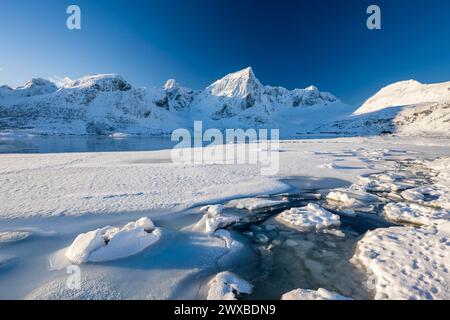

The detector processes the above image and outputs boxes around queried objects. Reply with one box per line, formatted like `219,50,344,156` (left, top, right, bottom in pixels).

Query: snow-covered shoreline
0,136,449,300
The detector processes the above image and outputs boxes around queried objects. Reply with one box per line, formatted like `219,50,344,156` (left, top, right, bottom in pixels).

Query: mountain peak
206,67,262,98
163,79,178,90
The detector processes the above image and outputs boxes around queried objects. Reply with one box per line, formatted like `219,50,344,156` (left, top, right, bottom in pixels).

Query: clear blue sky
1,0,449,105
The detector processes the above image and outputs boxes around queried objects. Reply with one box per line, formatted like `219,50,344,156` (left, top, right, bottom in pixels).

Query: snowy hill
318,80,450,137
355,80,450,115
0,68,345,136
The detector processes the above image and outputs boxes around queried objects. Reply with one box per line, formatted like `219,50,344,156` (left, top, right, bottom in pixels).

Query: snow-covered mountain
355,80,450,115
0,67,345,136
320,80,450,137
1,69,449,137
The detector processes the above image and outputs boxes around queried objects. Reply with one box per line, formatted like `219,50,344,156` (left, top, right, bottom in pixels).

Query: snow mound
65,217,160,264
355,80,450,115
275,203,341,232
191,205,238,234
0,231,31,243
383,202,450,226
207,271,253,300
226,197,288,211
281,288,352,300
351,225,450,299
401,185,450,210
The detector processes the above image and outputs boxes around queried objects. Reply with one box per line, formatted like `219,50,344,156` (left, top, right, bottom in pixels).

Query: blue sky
0,0,449,105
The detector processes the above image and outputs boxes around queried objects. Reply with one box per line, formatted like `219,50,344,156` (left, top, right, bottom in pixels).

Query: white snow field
0,136,449,300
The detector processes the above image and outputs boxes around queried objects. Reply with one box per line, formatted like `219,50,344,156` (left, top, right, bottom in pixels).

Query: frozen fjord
0,136,449,299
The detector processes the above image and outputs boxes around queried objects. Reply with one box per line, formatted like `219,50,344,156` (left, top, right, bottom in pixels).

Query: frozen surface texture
352,224,450,300
275,203,341,232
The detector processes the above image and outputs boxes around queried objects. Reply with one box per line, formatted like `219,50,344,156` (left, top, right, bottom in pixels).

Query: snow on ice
383,202,449,226
275,203,341,233
225,197,288,211
65,217,161,263
207,271,253,300
351,224,450,300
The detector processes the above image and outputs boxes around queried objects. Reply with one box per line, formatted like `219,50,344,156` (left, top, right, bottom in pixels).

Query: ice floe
191,205,238,234
207,271,253,300
281,288,352,300
275,203,341,233
65,217,161,264
351,224,450,299
357,173,416,192
326,191,357,207
401,185,450,210
383,202,450,226
225,197,288,211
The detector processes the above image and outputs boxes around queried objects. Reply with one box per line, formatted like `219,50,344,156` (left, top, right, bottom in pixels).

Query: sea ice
191,205,238,234
275,203,341,232
281,288,352,300
351,224,450,299
225,197,288,211
383,202,450,226
401,185,450,210
326,191,357,207
65,217,161,264
425,157,450,185
207,271,253,300
357,173,414,192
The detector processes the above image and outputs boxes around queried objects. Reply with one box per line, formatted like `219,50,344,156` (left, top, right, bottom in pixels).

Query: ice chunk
226,197,288,211
0,231,31,243
192,205,238,233
326,191,357,206
383,202,449,226
351,225,450,299
275,203,340,232
200,204,224,215
281,288,352,300
65,217,161,264
357,173,414,192
401,185,450,210
207,271,253,300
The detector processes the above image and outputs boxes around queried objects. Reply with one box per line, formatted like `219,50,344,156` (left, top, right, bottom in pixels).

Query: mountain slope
355,80,450,115
318,80,450,137
0,68,346,136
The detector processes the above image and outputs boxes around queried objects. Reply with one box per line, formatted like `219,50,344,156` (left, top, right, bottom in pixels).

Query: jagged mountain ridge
0,68,343,135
